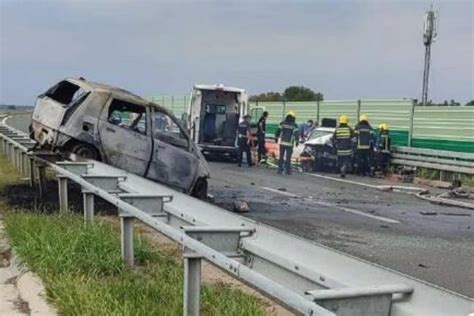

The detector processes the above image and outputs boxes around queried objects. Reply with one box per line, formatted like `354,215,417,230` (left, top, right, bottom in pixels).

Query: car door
98,97,152,176
147,108,199,192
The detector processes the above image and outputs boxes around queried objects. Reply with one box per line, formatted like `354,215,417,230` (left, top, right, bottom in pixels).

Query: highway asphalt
5,113,474,297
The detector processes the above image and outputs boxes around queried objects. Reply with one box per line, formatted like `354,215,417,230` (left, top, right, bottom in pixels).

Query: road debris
420,211,438,216
277,187,287,192
440,212,471,217
233,201,250,213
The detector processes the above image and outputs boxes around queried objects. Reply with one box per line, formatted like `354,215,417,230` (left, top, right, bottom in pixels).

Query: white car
296,121,338,171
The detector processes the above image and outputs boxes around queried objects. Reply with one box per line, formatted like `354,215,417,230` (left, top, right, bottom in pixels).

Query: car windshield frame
307,129,333,141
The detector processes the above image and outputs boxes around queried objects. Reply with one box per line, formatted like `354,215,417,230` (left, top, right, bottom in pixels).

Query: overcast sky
0,0,472,105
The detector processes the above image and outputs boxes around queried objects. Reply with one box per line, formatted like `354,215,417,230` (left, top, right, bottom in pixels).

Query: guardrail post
120,215,134,268
11,146,17,168
183,254,201,316
29,156,36,187
408,99,416,147
83,191,94,223
17,150,23,175
20,152,27,177
58,176,69,213
37,164,47,197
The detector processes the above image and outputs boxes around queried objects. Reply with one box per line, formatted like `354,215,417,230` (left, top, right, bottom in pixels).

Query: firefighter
376,123,391,175
257,111,269,163
275,111,299,175
354,114,374,176
237,114,253,167
334,115,354,178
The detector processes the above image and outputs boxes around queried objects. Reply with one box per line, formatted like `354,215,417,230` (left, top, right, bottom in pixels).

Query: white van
187,84,249,156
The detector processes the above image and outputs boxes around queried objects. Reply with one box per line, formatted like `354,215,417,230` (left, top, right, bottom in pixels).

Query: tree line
249,86,323,102
249,85,473,106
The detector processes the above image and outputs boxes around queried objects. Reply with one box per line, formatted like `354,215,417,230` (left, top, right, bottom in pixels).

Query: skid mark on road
260,186,400,224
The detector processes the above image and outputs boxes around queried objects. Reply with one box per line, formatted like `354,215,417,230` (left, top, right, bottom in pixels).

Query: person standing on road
257,111,269,163
354,114,374,176
275,112,299,175
376,123,391,175
334,115,354,178
237,114,254,167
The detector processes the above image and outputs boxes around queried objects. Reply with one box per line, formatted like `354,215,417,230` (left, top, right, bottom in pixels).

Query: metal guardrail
0,122,473,316
392,146,474,175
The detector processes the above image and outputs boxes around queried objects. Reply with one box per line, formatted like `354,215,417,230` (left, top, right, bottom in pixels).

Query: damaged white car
30,78,210,198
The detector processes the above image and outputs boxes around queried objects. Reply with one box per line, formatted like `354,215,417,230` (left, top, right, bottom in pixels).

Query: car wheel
191,178,208,200
71,143,100,160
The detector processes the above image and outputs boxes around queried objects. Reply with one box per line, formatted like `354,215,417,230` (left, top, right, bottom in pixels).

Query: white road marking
304,172,378,188
316,201,401,224
260,186,299,197
259,186,400,224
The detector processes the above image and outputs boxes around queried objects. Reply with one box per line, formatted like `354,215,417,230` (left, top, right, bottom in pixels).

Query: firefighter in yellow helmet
333,115,354,178
375,123,391,175
354,114,374,176
275,111,299,175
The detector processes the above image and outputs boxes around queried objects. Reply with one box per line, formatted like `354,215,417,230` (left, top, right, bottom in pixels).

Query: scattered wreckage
30,78,210,198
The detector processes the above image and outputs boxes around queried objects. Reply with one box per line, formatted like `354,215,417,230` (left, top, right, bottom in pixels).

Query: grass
0,155,266,315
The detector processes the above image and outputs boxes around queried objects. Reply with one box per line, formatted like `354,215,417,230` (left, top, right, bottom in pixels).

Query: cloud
0,0,472,104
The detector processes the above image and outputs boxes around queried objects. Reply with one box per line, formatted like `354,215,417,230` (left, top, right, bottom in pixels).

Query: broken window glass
45,80,87,106
108,99,147,135
153,111,188,149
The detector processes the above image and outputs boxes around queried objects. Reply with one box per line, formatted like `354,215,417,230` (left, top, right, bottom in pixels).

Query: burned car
31,78,210,198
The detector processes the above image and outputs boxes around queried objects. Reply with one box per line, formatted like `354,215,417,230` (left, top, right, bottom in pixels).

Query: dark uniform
237,119,253,167
257,115,267,163
275,117,299,174
376,130,391,174
354,120,374,176
334,124,354,177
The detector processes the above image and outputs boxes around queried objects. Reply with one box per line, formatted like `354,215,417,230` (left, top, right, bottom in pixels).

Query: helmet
287,111,296,118
359,114,369,122
339,115,349,124
379,123,388,131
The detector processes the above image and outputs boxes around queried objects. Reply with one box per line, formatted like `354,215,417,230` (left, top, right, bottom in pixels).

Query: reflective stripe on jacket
378,133,391,153
355,122,373,150
276,121,299,147
334,125,353,156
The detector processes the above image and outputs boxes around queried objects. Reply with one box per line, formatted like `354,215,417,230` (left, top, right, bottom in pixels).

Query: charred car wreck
30,78,210,198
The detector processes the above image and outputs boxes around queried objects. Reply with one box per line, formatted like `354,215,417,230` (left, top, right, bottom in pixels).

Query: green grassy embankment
0,155,265,315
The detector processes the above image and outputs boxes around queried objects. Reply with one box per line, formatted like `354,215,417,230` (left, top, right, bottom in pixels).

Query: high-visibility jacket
334,124,354,156
354,121,373,150
377,131,391,153
275,120,299,147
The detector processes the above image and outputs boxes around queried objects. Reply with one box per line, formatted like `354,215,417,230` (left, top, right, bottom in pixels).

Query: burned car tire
192,178,208,200
70,142,100,160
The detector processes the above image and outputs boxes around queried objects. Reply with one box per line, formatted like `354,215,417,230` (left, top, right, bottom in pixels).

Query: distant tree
249,92,283,102
283,86,323,101
449,99,460,106
7,105,16,110
465,100,474,106
250,86,323,102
